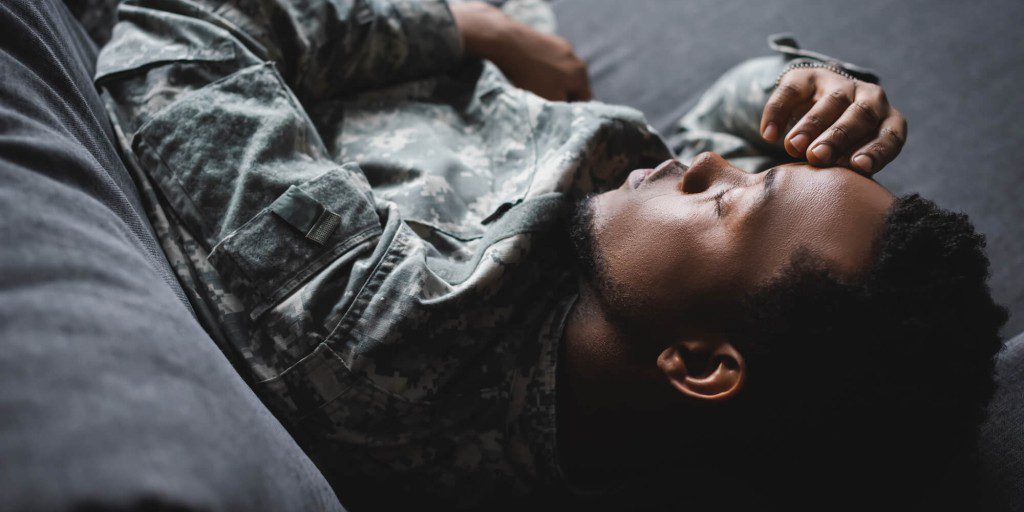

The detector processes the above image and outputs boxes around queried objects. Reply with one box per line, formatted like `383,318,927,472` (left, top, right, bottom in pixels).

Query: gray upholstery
0,1,344,510
553,0,1024,335
978,331,1024,510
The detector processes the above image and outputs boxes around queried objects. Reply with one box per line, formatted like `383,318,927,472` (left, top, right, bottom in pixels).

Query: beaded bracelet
775,61,857,88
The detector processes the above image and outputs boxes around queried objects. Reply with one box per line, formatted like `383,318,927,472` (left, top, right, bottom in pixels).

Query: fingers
850,109,908,174
760,70,816,142
762,68,905,173
806,84,890,167
783,82,854,158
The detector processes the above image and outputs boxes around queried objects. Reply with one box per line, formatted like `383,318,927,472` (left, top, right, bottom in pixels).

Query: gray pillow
0,1,344,510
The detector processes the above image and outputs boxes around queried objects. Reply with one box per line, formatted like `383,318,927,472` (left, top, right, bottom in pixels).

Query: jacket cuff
391,0,464,75
768,33,880,84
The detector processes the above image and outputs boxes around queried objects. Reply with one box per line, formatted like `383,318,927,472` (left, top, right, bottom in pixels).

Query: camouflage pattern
95,0,845,505
669,54,795,173
95,0,670,506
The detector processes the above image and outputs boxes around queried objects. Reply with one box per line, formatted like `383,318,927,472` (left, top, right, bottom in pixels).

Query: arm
451,1,592,101
94,0,594,247
99,0,463,105
96,0,434,257
669,35,906,175
97,0,589,129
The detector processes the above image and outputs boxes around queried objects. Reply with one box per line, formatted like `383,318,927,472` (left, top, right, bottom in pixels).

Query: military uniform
95,0,871,505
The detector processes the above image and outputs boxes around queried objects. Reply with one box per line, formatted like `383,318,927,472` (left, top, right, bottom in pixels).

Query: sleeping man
96,0,1006,508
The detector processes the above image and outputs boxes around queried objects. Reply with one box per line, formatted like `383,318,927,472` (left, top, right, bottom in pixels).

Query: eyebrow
757,167,779,207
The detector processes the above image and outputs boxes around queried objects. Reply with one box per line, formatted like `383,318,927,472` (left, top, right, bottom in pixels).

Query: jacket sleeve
666,33,879,173
92,0,429,306
93,0,467,249
97,0,463,104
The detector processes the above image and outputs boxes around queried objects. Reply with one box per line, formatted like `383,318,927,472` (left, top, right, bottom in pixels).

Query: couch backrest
0,1,345,510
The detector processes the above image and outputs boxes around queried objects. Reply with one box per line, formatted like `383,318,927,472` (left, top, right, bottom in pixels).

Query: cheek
597,194,739,306
735,212,796,267
731,194,837,285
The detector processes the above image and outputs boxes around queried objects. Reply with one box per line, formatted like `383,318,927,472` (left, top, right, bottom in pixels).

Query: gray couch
0,0,1019,510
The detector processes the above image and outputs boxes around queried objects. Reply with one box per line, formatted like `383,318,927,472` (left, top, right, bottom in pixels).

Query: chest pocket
207,166,382,319
129,62,343,246
119,61,384,321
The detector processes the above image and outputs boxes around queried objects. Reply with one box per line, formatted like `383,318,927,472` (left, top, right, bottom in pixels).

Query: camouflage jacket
94,0,870,504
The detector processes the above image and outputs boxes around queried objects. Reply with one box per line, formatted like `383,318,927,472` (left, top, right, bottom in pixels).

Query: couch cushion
0,1,344,510
977,330,1024,511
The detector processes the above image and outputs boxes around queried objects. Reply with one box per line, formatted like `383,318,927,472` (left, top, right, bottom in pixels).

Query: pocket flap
270,186,343,245
209,167,382,319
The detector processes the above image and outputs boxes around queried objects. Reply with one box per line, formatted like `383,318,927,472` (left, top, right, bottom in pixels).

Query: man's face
572,152,894,336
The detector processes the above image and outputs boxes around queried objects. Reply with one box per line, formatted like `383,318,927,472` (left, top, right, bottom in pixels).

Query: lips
629,168,657,189
630,159,685,189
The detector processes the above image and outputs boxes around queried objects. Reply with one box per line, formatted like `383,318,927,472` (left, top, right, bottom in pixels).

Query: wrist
450,1,515,60
774,60,856,88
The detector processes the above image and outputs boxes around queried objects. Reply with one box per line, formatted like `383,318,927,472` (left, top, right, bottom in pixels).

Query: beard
568,194,606,288
567,194,635,328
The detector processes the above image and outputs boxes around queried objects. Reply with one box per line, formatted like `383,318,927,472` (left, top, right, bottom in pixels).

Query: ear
656,339,745,401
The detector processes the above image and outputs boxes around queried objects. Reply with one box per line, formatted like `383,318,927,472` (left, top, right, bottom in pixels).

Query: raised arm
669,35,906,175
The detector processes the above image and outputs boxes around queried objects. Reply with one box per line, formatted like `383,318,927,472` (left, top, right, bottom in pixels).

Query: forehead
774,164,890,213
768,164,894,275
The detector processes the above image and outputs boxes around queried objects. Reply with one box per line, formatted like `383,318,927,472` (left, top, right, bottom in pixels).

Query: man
95,0,1006,508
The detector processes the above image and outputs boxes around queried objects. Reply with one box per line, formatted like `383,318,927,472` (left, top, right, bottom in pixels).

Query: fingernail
762,123,777,141
812,144,832,163
853,154,873,173
790,133,810,153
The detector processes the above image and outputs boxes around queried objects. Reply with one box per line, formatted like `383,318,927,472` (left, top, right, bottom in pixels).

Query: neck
557,281,683,484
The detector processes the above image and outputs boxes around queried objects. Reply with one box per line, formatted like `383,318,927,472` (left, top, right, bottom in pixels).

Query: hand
759,65,907,175
450,1,592,102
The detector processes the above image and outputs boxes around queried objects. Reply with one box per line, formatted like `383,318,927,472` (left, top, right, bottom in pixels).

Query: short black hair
729,194,1008,504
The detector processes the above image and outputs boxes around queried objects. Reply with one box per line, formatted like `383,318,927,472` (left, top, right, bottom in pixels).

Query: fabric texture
0,1,345,510
977,331,1024,511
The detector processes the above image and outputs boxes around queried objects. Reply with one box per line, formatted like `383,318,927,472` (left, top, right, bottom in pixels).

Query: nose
678,152,746,194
